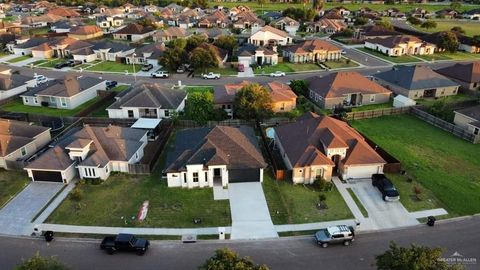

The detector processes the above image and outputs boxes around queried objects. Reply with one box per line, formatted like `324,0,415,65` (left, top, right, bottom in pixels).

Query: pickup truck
202,72,221,79
100,234,150,255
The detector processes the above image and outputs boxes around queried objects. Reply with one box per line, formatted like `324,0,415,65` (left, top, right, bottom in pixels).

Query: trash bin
427,216,436,227
44,231,54,242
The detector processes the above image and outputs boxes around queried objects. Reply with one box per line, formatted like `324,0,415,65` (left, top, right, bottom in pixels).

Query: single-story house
25,125,148,183
272,16,299,36
12,37,49,56
113,23,155,42
282,39,342,63
374,65,460,99
0,66,37,100
107,82,187,119
453,105,480,137
21,74,106,110
164,125,267,188
305,19,347,34
463,8,480,20
153,27,190,42
274,112,386,183
435,61,479,92
125,43,165,66
237,44,278,67
365,35,435,56
68,25,104,40
0,119,51,170
307,71,392,109
89,40,135,62
248,25,292,47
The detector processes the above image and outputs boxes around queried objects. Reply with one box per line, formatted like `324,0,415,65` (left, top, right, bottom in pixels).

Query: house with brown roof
0,66,38,100
305,19,347,34
68,25,103,40
365,35,435,56
374,65,460,99
248,25,292,46
113,23,155,42
21,14,63,28
283,39,342,63
353,25,400,41
307,71,392,109
164,125,267,188
436,8,458,19
107,82,187,119
436,62,480,92
274,112,386,183
25,125,148,183
21,74,106,109
198,10,231,28
213,81,296,116
153,27,190,42
272,16,299,36
47,7,80,18
232,11,265,30
237,44,278,67
0,119,51,170
125,43,165,66
453,105,480,139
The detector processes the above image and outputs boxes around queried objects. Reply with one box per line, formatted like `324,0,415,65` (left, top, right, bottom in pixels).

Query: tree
375,20,394,30
184,92,215,124
214,35,238,58
289,80,308,96
312,0,323,11
376,242,465,270
189,47,218,72
407,16,422,25
438,31,459,53
421,20,437,30
15,253,69,270
234,83,273,120
451,26,465,34
450,1,461,11
200,248,269,270
354,16,368,26
257,0,267,13
304,8,317,22
168,38,187,50
186,35,208,51
160,47,185,71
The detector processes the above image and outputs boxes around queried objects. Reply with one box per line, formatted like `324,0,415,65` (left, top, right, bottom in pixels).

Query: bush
407,16,422,25
15,252,69,270
318,193,327,202
313,177,328,191
69,188,82,201
88,178,103,185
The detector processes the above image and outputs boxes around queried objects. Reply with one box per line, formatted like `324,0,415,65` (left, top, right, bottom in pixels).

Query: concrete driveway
0,182,63,235
228,182,278,240
348,179,419,229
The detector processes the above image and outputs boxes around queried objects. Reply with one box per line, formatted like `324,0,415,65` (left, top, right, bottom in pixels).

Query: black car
372,174,400,202
68,60,82,67
106,81,118,89
100,234,150,255
54,62,69,69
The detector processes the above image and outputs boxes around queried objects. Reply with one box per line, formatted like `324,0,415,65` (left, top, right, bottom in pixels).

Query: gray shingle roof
21,75,104,98
0,119,50,157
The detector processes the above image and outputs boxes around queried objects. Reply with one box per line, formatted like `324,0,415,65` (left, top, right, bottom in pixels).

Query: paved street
1,216,479,270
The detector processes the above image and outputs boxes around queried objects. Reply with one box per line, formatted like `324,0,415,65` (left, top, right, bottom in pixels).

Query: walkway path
228,183,278,240
0,182,64,235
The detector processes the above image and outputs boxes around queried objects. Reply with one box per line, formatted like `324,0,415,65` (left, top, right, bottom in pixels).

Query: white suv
151,70,169,78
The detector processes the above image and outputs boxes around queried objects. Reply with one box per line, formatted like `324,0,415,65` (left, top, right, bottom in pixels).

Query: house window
60,97,67,108
33,97,38,104
135,152,139,159
164,110,170,117
50,96,56,103
128,110,134,118
205,172,208,182
24,97,29,104
370,95,375,103
106,166,109,173
280,103,285,110
474,128,479,135
227,104,231,109
84,168,89,177
91,168,96,177
193,172,199,183
20,147,27,157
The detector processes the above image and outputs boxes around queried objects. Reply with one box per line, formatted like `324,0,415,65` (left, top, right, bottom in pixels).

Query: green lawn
85,61,142,73
0,170,29,209
416,93,478,107
263,173,353,224
185,86,214,93
357,48,421,63
412,20,480,37
416,52,480,61
29,60,48,66
347,188,368,218
254,62,322,74
1,97,102,117
36,58,64,68
351,115,480,216
351,101,393,112
203,67,238,76
324,58,359,69
7,55,32,63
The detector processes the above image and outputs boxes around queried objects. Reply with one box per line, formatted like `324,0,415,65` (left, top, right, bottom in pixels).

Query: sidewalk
275,219,356,233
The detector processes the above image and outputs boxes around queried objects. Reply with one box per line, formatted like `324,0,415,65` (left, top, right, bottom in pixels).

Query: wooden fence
345,106,412,120
410,107,479,144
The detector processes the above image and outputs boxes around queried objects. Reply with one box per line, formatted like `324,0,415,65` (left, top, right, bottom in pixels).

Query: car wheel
107,249,115,255
321,243,328,248
137,250,146,256
343,240,351,246
383,195,387,201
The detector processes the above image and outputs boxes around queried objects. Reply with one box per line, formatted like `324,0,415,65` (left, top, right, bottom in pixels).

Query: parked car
106,81,118,89
100,234,150,255
141,64,154,71
314,225,355,248
202,72,221,79
176,66,185,73
34,74,48,84
54,62,69,69
372,174,400,202
269,71,286,77
67,60,82,67
238,64,245,72
341,49,347,55
151,70,169,78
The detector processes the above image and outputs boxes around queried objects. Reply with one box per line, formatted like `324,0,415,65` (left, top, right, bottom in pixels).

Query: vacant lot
324,58,359,69
86,61,142,73
1,97,102,117
351,115,480,216
254,62,322,74
416,52,480,61
263,173,353,224
0,170,29,209
413,20,480,37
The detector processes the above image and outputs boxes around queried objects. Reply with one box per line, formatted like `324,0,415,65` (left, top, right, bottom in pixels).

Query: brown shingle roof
70,25,102,36
48,7,80,17
436,61,480,83
115,23,154,35
284,39,341,54
367,35,427,49
0,119,50,157
255,25,289,38
265,81,297,103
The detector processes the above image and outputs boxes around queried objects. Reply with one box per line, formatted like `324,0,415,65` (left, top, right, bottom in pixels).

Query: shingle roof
265,81,297,103
274,113,385,167
374,65,460,90
455,105,480,122
367,35,427,48
91,40,131,53
436,61,480,83
283,39,341,54
108,81,187,110
15,37,49,49
22,74,104,98
307,71,391,99
0,119,50,157
254,25,289,38
115,23,154,35
165,126,266,172
69,25,102,35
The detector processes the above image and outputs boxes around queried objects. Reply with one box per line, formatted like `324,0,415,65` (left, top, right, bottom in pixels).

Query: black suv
54,61,70,69
372,174,400,202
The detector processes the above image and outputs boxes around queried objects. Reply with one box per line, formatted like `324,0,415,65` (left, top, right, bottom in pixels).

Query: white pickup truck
202,72,221,79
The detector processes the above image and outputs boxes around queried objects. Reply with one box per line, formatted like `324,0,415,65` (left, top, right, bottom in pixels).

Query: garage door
344,165,381,179
32,170,63,182
229,169,260,183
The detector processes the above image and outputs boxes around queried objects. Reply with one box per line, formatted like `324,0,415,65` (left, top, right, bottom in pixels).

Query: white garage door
344,165,382,179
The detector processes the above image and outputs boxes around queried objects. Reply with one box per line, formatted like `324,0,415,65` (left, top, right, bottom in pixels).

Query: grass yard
1,97,102,117
351,114,480,216
203,67,238,76
30,59,48,66
263,173,353,224
0,170,29,209
185,86,214,93
357,48,420,63
350,101,393,112
347,188,368,218
413,20,480,37
416,52,480,61
324,58,359,69
36,58,64,68
416,93,478,107
86,61,142,73
7,55,32,63
254,62,322,74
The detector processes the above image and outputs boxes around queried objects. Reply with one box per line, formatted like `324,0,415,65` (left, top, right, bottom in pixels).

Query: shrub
70,188,82,201
318,193,327,202
313,177,328,191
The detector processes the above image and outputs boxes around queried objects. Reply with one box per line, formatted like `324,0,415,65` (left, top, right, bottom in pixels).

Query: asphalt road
1,216,479,270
